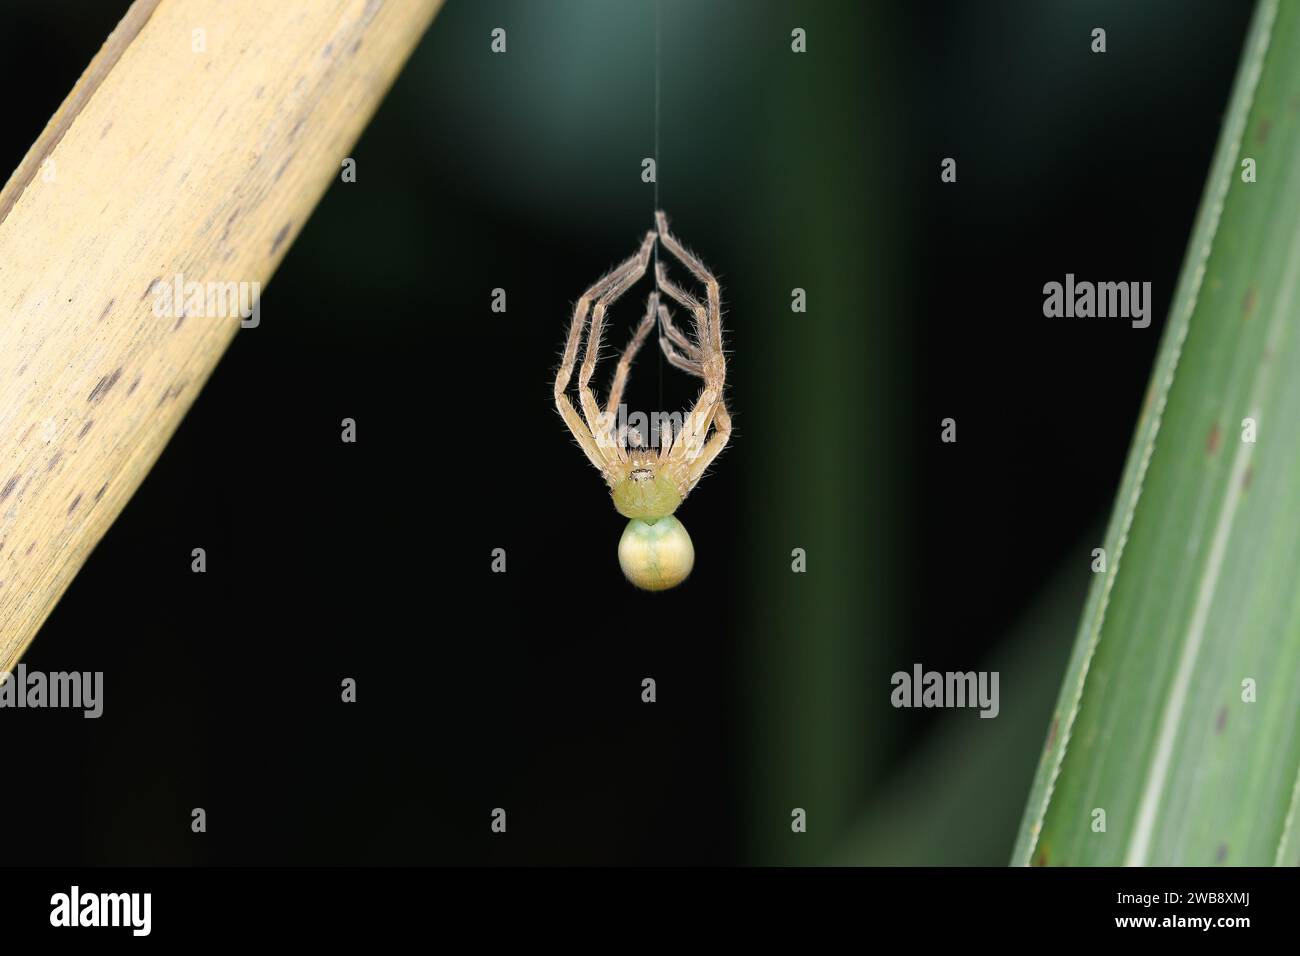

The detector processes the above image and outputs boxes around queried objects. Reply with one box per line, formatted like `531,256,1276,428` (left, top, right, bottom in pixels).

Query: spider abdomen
618,516,694,591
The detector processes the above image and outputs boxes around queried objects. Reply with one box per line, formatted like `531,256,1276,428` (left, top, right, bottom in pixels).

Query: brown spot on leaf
221,208,240,242
127,375,141,396
98,298,115,322
350,37,362,55
88,367,123,403
1034,846,1049,867
1215,843,1228,863
25,541,36,556
1243,466,1253,491
271,222,292,253
1206,422,1221,455
1257,119,1271,144
155,381,189,408
1242,287,1257,319
78,420,94,439
95,483,107,502
1216,707,1227,734
274,156,292,182
0,476,18,501
67,494,81,515
1046,717,1058,751
141,277,161,300
101,121,112,139
46,451,62,472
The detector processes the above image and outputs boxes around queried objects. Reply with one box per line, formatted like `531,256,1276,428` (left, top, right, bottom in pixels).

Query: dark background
0,0,1254,865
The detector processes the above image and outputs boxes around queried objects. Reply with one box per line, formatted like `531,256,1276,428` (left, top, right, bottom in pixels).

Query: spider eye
630,467,654,482
618,516,694,591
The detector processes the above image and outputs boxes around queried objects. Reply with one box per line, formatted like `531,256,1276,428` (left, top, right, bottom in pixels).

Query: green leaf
1013,0,1300,867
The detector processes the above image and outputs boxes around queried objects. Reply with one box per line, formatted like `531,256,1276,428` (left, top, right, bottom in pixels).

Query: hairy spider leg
555,232,655,477
578,231,656,462
606,290,660,450
657,210,722,353
654,213,729,475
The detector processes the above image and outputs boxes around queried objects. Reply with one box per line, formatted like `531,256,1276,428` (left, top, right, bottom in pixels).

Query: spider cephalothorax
554,211,732,591
612,454,681,520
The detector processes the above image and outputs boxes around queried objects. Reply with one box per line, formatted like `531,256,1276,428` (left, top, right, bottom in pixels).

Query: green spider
554,211,732,591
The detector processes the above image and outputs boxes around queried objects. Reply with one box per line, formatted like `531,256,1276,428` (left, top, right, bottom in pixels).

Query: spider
554,211,732,591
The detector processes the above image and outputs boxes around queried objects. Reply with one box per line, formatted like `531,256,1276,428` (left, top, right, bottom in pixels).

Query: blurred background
0,0,1253,864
